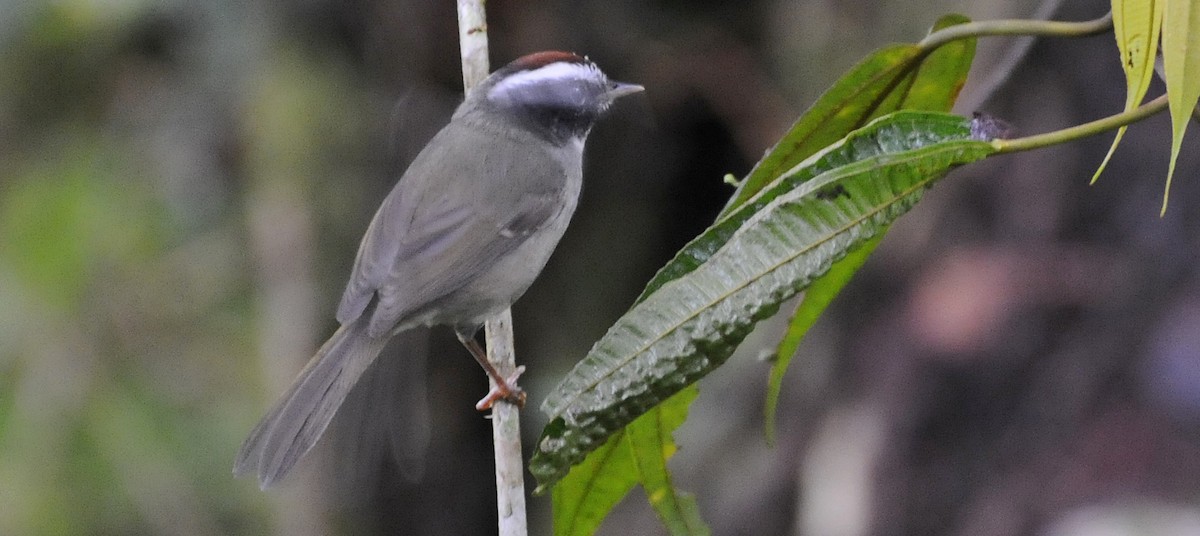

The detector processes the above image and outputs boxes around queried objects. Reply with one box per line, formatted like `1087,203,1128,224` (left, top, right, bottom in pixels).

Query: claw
475,365,527,410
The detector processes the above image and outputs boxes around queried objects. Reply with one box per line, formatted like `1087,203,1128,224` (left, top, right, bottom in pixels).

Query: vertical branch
456,2,529,536
483,310,527,535
457,0,490,88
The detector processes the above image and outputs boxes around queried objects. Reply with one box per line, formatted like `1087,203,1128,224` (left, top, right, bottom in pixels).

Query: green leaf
763,236,879,444
1094,0,1164,184
625,387,707,536
718,14,973,220
716,45,920,221
902,14,976,111
552,429,635,536
543,17,978,531
532,111,998,489
1161,0,1200,214
646,14,973,309
552,387,698,536
761,13,975,444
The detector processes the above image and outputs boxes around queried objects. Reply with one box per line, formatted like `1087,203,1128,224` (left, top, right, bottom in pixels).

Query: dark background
2,0,1199,534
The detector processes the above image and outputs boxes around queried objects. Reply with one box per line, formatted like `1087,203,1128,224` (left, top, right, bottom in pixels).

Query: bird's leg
458,335,527,410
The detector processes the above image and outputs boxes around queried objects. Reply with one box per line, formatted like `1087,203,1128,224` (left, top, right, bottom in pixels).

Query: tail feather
234,318,389,489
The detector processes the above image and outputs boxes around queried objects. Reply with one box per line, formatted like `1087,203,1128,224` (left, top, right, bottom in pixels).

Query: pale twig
455,2,529,535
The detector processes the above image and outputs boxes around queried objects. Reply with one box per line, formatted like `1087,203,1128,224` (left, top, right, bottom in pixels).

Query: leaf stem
456,2,529,535
919,10,1113,51
993,93,1169,154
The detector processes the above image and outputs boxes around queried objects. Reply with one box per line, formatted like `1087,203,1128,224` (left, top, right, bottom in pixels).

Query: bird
234,51,644,489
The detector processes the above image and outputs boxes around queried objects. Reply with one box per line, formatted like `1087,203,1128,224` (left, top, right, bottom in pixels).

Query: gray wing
336,119,567,336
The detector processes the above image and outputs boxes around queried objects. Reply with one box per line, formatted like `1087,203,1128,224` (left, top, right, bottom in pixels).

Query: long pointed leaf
625,388,707,536
547,17,978,531
552,430,636,536
1093,0,1164,184
900,14,976,111
1161,0,1200,214
636,16,973,353
716,45,921,220
532,112,998,488
763,14,975,442
719,14,972,219
763,235,879,445
552,387,698,536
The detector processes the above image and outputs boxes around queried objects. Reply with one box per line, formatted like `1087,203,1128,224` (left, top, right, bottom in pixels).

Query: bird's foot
475,365,527,411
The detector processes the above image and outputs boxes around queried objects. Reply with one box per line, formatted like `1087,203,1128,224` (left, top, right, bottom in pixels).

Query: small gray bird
234,51,643,488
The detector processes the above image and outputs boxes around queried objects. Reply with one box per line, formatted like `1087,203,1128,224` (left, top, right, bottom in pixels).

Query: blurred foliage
0,1,365,534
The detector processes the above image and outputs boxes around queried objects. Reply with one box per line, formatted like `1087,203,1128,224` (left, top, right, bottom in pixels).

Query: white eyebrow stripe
488,62,601,98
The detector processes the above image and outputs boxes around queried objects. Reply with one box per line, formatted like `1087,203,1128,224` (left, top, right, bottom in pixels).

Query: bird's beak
608,81,645,99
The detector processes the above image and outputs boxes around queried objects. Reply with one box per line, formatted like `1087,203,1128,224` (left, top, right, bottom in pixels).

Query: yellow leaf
1094,0,1164,184
1161,0,1200,214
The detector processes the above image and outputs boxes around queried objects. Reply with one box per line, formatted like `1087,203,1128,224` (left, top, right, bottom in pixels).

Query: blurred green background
3,0,1200,535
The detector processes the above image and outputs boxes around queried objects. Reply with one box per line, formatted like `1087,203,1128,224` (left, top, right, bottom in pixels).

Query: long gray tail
234,317,389,489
